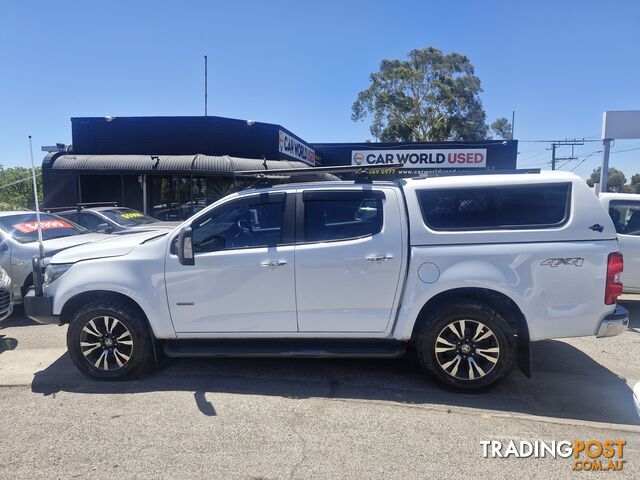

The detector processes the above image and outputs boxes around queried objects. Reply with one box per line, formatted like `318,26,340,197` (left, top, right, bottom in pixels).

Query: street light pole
598,138,612,194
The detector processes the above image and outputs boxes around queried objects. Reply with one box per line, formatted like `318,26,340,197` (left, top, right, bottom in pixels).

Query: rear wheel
415,300,516,391
67,301,155,380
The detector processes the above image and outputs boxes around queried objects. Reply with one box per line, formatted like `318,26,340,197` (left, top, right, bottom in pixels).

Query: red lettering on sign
12,220,73,233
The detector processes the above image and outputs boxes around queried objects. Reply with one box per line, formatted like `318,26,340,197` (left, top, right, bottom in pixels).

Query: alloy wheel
434,319,500,381
79,316,134,371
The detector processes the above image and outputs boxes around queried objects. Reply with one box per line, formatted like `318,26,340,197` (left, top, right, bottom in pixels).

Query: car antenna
29,136,46,297
28,136,45,260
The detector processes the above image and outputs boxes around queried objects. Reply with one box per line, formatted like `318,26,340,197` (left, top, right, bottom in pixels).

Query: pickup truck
600,193,640,293
25,171,628,390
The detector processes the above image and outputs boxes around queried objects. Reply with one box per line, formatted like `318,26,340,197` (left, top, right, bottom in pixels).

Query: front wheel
414,300,516,391
67,301,155,380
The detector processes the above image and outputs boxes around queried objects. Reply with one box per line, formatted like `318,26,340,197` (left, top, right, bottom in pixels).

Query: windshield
100,209,159,227
0,213,88,243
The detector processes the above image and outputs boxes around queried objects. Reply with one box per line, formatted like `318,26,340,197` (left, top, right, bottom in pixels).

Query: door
608,199,640,292
295,188,404,332
165,192,298,333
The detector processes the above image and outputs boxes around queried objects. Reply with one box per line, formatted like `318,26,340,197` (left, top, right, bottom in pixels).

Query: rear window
417,183,571,230
303,190,384,242
608,200,640,235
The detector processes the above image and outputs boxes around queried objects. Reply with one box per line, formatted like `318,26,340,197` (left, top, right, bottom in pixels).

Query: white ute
25,170,628,390
600,193,640,293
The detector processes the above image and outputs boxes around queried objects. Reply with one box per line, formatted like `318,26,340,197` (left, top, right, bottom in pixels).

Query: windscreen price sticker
12,220,73,233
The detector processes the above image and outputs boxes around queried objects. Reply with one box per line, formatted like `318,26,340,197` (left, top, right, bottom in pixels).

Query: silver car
0,211,110,301
0,266,13,321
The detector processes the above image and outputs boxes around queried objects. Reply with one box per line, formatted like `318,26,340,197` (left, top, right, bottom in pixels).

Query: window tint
609,200,640,235
418,183,570,230
77,212,105,231
304,191,384,242
191,196,285,253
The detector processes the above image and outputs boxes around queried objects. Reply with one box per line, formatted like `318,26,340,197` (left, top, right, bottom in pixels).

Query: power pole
511,110,515,140
549,138,584,170
204,55,208,117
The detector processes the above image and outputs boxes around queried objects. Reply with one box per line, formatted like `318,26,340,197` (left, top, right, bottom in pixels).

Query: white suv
25,171,628,390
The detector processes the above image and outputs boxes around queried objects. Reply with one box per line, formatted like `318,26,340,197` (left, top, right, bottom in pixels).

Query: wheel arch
60,290,152,333
411,287,531,377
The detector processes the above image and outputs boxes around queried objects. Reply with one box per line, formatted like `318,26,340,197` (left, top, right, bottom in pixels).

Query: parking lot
0,300,639,479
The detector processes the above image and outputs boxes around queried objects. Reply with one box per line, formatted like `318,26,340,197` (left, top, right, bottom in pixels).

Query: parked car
56,206,178,235
0,211,111,301
600,193,640,293
25,171,627,390
0,266,14,321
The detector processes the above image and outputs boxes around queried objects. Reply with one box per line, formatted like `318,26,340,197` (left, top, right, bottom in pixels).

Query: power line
570,151,600,172
0,172,41,191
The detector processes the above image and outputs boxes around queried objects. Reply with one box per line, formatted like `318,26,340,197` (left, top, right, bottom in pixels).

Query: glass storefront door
147,175,246,221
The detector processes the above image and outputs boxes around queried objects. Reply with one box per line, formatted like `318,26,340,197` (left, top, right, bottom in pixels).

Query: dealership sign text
351,148,487,169
279,130,315,166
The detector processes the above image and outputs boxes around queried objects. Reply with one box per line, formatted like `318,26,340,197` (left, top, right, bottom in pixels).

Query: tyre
414,299,516,391
66,300,155,380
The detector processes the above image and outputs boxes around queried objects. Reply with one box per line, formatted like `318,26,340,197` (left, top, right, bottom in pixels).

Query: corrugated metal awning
47,154,310,175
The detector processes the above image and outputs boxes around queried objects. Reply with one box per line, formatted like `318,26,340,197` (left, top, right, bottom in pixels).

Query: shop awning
45,154,310,175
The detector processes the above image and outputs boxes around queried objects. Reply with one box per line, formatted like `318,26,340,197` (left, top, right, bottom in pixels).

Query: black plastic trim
163,338,407,358
605,304,629,321
24,294,57,324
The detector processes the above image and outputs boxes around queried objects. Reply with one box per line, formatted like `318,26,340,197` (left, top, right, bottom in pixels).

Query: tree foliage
490,117,512,140
0,165,42,210
586,167,627,193
352,46,510,142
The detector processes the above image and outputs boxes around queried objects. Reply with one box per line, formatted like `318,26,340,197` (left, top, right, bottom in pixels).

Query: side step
163,338,408,359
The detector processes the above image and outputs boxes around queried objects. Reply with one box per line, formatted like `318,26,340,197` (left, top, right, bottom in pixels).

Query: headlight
43,263,73,285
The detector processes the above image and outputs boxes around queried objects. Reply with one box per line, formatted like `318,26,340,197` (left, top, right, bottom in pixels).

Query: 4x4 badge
541,258,584,267
589,224,604,232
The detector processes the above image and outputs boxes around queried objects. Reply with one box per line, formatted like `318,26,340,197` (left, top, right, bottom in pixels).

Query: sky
1,0,639,179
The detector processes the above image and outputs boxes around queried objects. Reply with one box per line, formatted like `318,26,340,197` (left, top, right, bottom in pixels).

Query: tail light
605,252,623,305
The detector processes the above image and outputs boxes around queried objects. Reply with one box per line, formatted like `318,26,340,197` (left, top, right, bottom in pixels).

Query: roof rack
46,201,119,213
417,168,541,177
235,163,405,187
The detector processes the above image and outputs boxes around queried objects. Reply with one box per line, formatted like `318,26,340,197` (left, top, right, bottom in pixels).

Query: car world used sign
351,148,487,169
279,130,315,166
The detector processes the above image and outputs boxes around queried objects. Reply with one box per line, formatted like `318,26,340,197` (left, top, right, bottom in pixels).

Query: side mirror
95,223,113,234
177,226,195,266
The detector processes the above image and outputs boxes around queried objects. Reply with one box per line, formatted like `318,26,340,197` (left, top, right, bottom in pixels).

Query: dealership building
42,116,518,220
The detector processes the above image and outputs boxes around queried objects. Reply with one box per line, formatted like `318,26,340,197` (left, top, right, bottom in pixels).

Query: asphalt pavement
1,300,639,479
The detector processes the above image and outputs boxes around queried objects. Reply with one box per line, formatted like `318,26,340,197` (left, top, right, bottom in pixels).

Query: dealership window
148,175,252,220
417,183,571,230
191,196,285,253
303,191,384,242
608,200,640,235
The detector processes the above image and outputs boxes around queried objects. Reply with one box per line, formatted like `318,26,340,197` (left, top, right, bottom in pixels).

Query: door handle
366,255,394,262
260,260,287,267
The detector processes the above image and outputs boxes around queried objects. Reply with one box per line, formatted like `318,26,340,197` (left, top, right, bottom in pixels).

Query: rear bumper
23,290,57,325
596,304,629,338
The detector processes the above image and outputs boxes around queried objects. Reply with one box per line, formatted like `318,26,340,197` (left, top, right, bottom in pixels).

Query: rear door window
417,183,571,230
608,200,640,235
303,190,384,242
